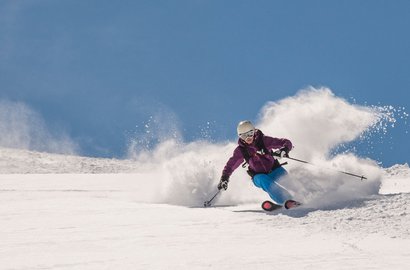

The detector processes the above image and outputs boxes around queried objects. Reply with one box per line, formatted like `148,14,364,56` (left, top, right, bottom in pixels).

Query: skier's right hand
218,175,229,190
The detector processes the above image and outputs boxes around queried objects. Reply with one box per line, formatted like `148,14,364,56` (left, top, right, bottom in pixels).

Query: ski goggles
239,129,255,140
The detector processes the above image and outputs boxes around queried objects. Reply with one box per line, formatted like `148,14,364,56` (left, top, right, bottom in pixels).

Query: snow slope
0,149,409,270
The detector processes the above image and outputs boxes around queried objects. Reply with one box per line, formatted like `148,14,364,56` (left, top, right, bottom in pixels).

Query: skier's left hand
277,147,290,159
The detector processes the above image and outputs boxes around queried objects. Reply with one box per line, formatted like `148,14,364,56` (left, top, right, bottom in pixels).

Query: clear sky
1,0,409,166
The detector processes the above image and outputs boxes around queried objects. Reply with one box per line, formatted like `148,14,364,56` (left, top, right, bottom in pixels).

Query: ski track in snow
0,187,409,270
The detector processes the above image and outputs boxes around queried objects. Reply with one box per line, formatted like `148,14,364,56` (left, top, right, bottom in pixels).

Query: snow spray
128,87,407,208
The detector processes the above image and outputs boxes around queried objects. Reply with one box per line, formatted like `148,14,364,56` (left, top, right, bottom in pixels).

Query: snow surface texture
1,88,409,269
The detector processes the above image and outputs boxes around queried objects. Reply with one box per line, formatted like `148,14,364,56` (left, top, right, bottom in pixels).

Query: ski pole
285,156,367,180
204,189,221,207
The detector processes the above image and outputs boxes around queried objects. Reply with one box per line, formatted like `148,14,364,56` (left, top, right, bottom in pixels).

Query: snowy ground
1,149,410,270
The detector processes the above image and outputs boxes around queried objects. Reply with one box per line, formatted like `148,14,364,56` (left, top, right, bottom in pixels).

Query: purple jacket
222,130,292,178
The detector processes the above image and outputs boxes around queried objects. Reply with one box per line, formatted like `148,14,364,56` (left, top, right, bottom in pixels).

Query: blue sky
0,0,409,166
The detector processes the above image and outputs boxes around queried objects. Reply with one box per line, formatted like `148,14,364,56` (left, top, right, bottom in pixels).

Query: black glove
273,147,290,158
217,175,229,190
279,147,290,158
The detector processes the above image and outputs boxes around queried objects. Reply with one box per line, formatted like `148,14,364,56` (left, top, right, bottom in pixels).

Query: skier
218,120,300,211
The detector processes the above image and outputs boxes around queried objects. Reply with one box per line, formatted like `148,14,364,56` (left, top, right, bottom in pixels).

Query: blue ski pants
252,167,292,205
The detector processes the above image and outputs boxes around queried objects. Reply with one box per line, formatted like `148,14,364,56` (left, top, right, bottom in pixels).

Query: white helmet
237,120,255,136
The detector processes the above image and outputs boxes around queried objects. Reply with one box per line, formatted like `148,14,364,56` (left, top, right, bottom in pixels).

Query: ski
261,200,302,211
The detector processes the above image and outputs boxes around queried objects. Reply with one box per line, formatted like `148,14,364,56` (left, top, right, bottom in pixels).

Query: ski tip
284,200,302,209
261,200,282,212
